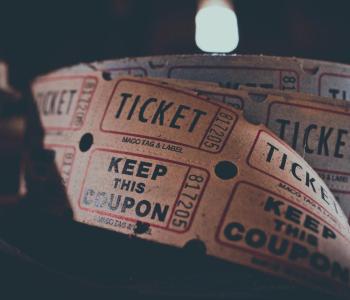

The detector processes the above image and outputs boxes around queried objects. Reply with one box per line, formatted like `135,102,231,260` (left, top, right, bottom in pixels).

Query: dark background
0,0,349,89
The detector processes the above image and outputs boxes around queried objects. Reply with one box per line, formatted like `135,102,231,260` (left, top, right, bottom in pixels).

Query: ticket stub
33,75,98,132
79,148,209,233
100,79,238,153
265,101,349,189
215,180,347,290
50,54,350,101
247,130,341,220
31,72,350,297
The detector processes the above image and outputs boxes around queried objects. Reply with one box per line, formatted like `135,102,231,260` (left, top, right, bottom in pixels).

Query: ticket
30,73,350,297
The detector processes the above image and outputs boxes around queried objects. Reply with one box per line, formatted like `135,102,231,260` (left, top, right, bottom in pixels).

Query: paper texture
31,73,350,297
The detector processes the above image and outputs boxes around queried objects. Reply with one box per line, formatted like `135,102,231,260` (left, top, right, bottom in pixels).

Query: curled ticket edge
47,54,350,101
144,78,350,223
31,70,350,297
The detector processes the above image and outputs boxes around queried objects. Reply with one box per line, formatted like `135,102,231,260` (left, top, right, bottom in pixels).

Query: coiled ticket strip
145,78,350,222
60,53,350,221
32,70,350,297
51,54,350,101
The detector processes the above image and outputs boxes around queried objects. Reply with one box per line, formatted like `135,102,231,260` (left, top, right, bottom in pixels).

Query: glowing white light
195,0,239,53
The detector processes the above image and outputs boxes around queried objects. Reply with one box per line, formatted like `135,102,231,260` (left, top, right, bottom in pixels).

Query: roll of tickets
48,54,350,101
31,71,350,297
142,78,350,222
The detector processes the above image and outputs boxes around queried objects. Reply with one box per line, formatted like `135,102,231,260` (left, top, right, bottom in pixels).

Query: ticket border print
100,78,239,154
266,100,350,194
246,129,349,232
78,147,210,233
215,180,349,287
33,75,98,131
